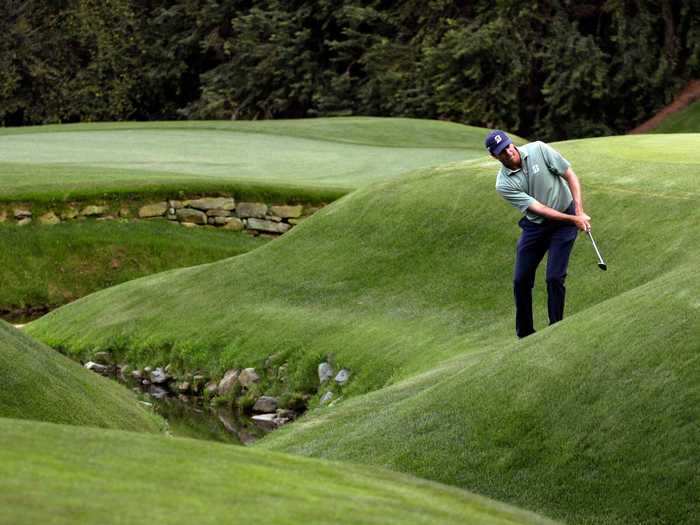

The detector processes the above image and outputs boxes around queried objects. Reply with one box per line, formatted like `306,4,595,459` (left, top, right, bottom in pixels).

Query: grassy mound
0,118,503,203
0,417,556,525
652,101,700,133
0,220,267,321
261,264,699,524
26,134,699,522
0,321,163,432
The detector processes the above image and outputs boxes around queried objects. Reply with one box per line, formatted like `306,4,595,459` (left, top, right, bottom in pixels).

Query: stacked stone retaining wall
0,197,324,236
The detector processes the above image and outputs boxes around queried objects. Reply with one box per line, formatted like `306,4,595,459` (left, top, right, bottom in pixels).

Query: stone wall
0,197,324,236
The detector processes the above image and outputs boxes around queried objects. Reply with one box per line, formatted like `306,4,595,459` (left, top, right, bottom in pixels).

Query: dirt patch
629,80,700,134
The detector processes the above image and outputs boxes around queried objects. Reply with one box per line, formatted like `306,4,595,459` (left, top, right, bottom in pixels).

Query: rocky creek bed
83,351,351,444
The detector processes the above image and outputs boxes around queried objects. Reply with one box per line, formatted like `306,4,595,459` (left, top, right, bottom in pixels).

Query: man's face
493,143,521,170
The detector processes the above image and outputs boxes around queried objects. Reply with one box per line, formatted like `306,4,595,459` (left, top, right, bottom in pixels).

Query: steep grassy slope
262,264,699,524
0,220,267,321
0,321,163,432
26,135,699,523
652,101,700,133
0,118,501,202
0,417,556,525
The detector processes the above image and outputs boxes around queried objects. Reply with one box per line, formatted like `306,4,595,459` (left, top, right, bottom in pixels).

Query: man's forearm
562,167,584,214
527,201,577,223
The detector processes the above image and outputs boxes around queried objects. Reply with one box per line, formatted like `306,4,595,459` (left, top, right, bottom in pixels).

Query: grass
0,417,557,525
0,320,163,432
25,132,700,524
0,220,268,320
651,100,700,133
0,118,505,203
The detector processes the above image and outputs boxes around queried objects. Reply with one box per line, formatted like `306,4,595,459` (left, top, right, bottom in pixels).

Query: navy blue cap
485,130,512,156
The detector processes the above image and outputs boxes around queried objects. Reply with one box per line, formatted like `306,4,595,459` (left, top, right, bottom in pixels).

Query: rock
276,408,297,420
119,207,131,218
61,207,79,220
253,396,279,413
85,361,108,374
318,362,334,384
238,368,260,388
218,369,240,396
265,215,283,222
148,385,169,400
93,352,113,365
251,413,278,430
138,202,168,218
320,392,333,405
185,197,235,211
0,211,6,222
181,222,198,228
176,208,207,225
81,205,108,217
17,218,32,227
335,368,351,385
303,206,323,216
270,205,303,219
131,369,144,380
288,218,304,225
150,367,170,384
144,366,153,374
222,218,244,231
168,200,184,210
39,212,60,225
206,209,233,217
246,218,291,234
14,208,32,219
176,381,191,393
236,202,268,218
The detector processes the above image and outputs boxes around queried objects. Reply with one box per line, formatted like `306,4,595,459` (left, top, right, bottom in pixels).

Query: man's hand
572,212,591,232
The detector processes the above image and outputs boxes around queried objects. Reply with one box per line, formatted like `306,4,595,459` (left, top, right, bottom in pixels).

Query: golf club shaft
586,230,606,269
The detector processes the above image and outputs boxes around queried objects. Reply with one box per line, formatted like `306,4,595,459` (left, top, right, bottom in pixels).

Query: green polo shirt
495,141,573,224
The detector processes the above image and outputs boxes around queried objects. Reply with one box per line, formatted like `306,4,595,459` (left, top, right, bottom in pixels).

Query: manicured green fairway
651,101,700,133
0,321,163,432
0,118,495,202
0,417,556,525
27,132,700,524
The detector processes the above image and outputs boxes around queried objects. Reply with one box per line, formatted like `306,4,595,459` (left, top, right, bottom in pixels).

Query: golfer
486,130,591,338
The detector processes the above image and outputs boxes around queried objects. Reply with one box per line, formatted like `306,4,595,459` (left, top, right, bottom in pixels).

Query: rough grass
23,130,700,523
0,321,163,432
0,118,505,203
0,417,557,525
0,220,267,319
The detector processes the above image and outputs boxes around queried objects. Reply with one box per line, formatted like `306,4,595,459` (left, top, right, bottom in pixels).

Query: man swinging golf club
486,130,591,338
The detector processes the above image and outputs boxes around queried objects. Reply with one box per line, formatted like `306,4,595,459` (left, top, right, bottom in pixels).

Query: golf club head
598,262,607,271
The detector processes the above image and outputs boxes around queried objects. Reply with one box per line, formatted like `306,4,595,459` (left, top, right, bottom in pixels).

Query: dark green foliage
1,0,698,139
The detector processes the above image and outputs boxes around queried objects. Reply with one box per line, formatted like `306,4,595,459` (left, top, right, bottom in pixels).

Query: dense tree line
1,0,698,140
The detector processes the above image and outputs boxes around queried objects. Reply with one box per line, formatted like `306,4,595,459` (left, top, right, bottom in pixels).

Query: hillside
0,321,163,432
652,101,700,133
25,133,700,523
0,417,556,525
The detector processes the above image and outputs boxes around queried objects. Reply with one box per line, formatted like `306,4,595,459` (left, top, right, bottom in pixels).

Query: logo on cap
495,135,502,144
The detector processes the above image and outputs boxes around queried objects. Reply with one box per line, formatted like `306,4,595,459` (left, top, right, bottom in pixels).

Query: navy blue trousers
514,203,578,338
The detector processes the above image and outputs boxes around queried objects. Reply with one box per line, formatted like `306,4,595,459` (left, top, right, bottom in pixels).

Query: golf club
586,229,607,271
